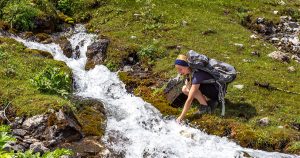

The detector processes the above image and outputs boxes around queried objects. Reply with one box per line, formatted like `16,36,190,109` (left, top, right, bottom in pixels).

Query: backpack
186,50,237,116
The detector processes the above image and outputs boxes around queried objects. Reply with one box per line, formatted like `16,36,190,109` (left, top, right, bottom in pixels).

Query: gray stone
12,145,26,152
30,142,49,154
12,129,27,137
288,22,299,29
22,114,47,130
256,17,264,24
234,43,244,48
123,66,132,72
182,20,188,27
258,117,270,126
251,51,260,57
268,51,290,62
23,138,39,144
288,66,296,72
271,37,279,43
292,55,300,63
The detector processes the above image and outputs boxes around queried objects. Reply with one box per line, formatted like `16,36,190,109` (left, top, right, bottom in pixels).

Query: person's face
175,65,190,75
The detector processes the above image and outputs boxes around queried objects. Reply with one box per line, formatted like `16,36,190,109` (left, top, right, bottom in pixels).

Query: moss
76,106,105,136
24,48,53,59
286,141,300,154
0,37,74,117
35,33,51,42
134,86,180,116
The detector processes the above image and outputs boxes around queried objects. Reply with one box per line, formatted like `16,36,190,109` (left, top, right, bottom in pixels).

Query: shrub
57,0,73,15
2,1,40,31
31,67,71,97
137,44,158,61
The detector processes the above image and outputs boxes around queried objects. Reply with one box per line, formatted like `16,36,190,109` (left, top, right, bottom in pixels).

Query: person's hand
176,116,183,123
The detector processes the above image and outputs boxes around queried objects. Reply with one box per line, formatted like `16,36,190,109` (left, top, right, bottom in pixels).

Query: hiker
175,54,219,123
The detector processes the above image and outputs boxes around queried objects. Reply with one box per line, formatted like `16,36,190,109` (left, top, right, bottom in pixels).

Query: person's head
174,54,191,75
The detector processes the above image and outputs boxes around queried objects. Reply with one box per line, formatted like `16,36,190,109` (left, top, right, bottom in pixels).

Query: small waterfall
2,25,299,158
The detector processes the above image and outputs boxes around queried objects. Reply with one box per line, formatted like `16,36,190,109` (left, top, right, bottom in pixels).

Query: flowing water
2,25,299,158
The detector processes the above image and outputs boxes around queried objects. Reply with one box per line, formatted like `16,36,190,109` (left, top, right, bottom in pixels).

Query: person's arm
176,84,200,123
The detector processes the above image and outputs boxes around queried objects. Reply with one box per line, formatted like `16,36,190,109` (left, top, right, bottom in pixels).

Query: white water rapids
3,25,299,158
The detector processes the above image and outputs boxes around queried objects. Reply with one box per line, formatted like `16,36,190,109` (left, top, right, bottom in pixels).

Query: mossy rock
71,96,106,137
24,48,53,59
35,33,51,42
0,21,10,31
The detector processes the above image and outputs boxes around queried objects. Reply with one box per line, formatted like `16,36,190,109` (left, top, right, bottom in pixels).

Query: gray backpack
186,50,237,116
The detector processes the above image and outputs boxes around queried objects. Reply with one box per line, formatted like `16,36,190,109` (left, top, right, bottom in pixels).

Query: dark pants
200,84,219,100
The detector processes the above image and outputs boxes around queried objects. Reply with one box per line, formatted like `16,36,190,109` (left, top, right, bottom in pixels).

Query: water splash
3,25,299,158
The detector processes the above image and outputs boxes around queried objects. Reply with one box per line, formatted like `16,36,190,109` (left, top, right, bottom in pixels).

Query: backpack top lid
186,50,209,68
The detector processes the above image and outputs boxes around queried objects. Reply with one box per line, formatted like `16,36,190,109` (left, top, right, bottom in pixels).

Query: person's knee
182,86,189,95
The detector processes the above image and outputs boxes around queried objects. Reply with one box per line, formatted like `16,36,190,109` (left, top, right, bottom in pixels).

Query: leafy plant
2,1,40,31
0,48,7,60
137,43,159,62
31,67,71,97
57,0,73,15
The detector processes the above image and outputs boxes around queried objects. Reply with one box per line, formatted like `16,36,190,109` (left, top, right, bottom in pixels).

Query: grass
0,37,74,116
72,0,300,154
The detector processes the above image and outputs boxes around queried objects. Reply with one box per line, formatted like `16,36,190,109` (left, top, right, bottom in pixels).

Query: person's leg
182,85,208,105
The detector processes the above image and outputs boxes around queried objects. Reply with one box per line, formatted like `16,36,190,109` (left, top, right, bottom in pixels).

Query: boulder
30,142,49,154
12,129,27,137
268,51,290,62
258,117,270,126
22,114,47,131
58,37,73,58
85,39,110,70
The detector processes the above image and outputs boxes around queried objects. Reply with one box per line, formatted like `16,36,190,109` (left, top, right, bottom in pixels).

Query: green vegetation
0,125,72,158
0,37,73,116
31,66,72,98
72,0,300,153
0,0,299,154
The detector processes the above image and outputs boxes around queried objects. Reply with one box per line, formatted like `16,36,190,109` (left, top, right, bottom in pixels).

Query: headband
175,59,189,67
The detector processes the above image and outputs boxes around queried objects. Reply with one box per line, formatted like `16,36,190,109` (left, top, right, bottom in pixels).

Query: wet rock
288,66,296,72
30,142,49,154
22,114,47,131
12,129,27,137
24,48,53,59
268,51,290,62
35,33,52,43
85,39,110,70
258,117,270,126
58,37,73,58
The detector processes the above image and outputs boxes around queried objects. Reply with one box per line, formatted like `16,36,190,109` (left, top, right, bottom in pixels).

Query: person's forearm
180,98,193,118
